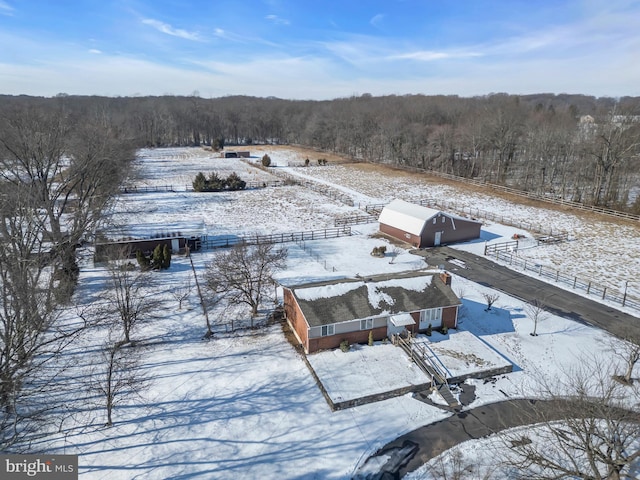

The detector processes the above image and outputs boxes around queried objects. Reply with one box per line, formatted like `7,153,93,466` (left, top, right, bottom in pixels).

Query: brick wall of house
283,289,309,351
442,305,458,329
308,326,388,354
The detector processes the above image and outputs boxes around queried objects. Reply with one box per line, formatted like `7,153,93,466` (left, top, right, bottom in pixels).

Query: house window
432,218,436,224
321,324,334,336
420,307,442,323
441,216,446,223
360,318,373,330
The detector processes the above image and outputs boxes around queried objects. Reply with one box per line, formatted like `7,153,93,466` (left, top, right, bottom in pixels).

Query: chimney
439,271,452,286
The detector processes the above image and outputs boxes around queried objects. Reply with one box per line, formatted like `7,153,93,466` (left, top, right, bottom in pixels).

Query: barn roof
378,199,441,235
288,270,460,328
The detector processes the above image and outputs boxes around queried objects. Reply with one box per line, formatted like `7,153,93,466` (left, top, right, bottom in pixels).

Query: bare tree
172,279,192,310
0,184,90,448
500,360,640,480
611,335,640,385
101,251,159,344
205,243,287,326
524,299,548,336
425,443,495,480
90,340,148,427
388,245,403,264
0,104,134,302
482,292,500,311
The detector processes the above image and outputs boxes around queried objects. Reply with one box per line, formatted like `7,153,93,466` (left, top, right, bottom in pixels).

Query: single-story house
378,199,482,248
283,270,461,354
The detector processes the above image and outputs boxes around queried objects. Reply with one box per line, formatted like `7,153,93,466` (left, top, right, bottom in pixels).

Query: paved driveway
353,399,560,479
353,247,640,479
419,246,640,340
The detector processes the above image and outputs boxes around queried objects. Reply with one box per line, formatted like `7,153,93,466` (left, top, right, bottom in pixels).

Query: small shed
378,199,481,248
222,151,250,158
94,236,200,262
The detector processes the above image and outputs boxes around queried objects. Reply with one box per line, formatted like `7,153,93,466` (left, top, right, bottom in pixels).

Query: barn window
442,216,446,223
360,318,373,330
321,324,334,336
432,218,436,224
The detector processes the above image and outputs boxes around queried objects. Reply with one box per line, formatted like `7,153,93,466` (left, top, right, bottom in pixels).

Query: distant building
94,235,200,262
283,270,460,354
222,151,250,158
378,199,482,248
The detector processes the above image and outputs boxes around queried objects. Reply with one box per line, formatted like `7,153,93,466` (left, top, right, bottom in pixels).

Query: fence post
587,282,591,294
573,277,577,289
602,287,606,300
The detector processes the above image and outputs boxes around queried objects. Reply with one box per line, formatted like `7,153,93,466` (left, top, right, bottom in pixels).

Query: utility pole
189,255,212,338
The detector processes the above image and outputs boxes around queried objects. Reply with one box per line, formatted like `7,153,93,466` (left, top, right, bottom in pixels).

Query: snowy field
38,146,640,479
250,145,640,298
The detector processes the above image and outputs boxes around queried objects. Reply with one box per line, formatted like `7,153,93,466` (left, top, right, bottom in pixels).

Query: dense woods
1,92,639,210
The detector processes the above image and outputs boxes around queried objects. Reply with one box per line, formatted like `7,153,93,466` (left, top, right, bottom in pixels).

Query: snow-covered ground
37,146,639,479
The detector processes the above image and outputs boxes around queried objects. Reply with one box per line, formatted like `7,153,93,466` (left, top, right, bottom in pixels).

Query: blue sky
0,0,638,99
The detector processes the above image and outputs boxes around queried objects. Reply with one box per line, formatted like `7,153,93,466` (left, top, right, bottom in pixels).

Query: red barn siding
380,223,421,247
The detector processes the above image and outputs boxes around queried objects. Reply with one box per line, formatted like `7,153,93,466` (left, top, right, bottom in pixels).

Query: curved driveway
354,246,640,479
354,399,559,479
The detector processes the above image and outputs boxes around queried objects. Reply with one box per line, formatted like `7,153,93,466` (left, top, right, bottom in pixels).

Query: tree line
3,92,639,210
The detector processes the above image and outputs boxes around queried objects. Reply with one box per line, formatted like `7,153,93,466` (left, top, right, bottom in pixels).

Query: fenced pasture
291,161,640,295
113,146,640,315
486,247,640,311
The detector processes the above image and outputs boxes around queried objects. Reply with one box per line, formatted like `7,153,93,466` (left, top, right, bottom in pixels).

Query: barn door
434,231,442,246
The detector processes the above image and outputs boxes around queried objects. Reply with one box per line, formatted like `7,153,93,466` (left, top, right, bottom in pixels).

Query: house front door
434,231,442,246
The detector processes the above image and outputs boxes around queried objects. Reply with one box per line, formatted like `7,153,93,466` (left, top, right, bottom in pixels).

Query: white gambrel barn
378,199,482,248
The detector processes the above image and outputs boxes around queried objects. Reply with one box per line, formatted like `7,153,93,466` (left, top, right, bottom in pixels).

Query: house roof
378,199,441,235
288,270,460,328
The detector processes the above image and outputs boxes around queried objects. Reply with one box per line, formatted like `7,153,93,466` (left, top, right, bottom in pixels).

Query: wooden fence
200,226,352,250
419,198,569,239
119,180,285,194
241,159,355,206
359,161,640,222
334,214,377,227
359,199,569,240
487,249,640,312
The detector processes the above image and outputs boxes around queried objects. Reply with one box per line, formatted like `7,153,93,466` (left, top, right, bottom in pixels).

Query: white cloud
265,14,289,26
389,50,482,61
0,0,14,15
88,49,102,54
141,18,201,41
370,14,384,28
